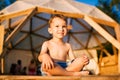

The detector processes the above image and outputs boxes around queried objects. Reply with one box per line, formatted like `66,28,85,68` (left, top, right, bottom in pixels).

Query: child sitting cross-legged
38,14,89,76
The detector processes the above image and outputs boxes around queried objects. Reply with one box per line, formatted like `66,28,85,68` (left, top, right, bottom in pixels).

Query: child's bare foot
73,71,89,76
44,71,52,76
80,71,89,75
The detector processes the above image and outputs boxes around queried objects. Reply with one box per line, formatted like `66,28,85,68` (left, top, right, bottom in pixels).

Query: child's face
48,17,67,39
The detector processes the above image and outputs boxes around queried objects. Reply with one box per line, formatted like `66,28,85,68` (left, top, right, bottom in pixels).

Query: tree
0,0,16,10
97,0,120,23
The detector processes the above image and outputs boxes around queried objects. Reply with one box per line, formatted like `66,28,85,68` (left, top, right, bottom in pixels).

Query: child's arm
38,41,54,70
67,43,75,60
67,43,89,65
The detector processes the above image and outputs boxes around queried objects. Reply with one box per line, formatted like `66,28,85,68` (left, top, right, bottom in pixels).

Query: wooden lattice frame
0,6,120,73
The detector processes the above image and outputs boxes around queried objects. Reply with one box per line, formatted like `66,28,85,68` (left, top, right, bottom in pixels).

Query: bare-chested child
38,14,89,76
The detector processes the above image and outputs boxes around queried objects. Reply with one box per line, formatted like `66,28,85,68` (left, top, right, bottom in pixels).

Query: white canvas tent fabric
0,0,120,74
1,0,115,22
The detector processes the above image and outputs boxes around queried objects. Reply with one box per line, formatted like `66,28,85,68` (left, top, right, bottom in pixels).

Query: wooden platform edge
0,75,120,80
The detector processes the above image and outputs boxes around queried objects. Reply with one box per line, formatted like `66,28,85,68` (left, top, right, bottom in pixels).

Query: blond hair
48,14,67,27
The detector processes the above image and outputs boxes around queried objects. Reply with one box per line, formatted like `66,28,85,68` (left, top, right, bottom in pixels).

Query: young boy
38,14,89,76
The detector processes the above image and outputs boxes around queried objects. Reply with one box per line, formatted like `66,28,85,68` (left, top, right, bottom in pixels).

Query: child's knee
75,58,83,62
74,58,85,65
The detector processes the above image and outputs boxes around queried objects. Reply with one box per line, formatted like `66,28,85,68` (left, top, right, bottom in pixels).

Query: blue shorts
56,59,74,68
56,61,68,68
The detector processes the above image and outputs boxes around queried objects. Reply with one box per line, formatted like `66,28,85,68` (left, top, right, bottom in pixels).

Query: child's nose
58,26,63,30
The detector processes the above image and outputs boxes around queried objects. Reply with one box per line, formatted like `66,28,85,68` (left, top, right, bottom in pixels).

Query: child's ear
48,28,52,34
67,25,72,30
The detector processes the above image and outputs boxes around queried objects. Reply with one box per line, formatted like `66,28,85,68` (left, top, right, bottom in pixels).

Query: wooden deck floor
0,64,119,80
0,75,120,80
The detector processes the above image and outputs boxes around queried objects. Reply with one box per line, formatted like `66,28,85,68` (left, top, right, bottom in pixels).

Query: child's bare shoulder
65,42,70,45
42,40,50,47
65,42,71,47
43,41,49,44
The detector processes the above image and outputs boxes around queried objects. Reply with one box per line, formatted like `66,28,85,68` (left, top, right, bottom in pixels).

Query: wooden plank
118,51,120,73
0,7,36,22
112,45,118,64
114,25,120,41
0,25,4,55
0,26,5,74
90,16,118,28
0,75,119,80
102,49,112,57
1,58,4,74
37,7,118,28
114,24,120,73
37,7,84,19
10,17,24,29
84,15,120,50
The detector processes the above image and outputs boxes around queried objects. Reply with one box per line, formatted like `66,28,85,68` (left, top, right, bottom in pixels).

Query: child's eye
62,26,66,28
55,25,59,27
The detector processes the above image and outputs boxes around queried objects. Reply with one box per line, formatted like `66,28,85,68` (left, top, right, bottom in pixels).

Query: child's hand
41,54,54,70
82,55,89,65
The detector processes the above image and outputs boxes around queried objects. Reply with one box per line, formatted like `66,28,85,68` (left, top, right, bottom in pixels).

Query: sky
76,0,98,6
2,0,98,7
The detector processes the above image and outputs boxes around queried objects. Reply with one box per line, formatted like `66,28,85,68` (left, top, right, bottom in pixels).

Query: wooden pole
84,15,120,50
114,24,120,73
0,25,4,74
0,25,4,55
1,58,4,74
